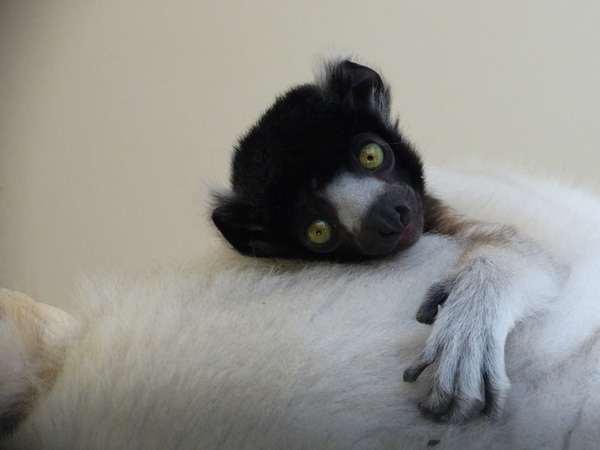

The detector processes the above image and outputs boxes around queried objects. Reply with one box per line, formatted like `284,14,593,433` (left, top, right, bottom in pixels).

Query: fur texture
211,56,565,419
1,165,599,449
211,56,426,260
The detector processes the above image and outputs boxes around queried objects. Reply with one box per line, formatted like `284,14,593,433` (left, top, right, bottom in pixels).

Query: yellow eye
306,220,332,245
359,143,384,169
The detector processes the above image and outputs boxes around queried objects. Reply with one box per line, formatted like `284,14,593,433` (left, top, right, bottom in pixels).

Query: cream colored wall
1,1,600,309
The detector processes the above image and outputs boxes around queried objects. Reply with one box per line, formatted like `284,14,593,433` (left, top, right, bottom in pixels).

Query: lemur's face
306,133,423,257
212,59,426,261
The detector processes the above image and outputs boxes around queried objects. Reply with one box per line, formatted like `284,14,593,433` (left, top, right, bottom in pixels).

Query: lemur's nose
374,202,409,235
395,205,411,227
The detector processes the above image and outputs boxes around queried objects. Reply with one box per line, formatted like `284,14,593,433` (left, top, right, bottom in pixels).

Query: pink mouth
400,222,415,240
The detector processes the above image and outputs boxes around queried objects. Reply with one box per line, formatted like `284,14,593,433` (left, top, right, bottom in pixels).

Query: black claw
417,282,450,324
418,402,449,424
403,362,430,382
481,372,496,417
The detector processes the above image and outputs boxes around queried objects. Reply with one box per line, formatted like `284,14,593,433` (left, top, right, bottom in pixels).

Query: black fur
0,395,29,436
417,281,451,324
212,59,431,260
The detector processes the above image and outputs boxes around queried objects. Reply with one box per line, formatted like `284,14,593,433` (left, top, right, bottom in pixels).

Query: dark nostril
369,199,414,236
375,206,406,235
395,205,410,227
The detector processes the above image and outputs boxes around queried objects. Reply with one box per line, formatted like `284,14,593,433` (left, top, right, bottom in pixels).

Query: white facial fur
322,172,386,234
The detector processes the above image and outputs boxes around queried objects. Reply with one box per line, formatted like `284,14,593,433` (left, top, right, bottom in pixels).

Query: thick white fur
2,165,600,449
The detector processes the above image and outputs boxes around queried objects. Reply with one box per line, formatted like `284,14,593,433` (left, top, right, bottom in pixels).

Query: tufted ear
211,190,284,258
315,58,391,119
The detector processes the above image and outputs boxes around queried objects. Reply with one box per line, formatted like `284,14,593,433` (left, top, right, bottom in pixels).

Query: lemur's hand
403,233,564,423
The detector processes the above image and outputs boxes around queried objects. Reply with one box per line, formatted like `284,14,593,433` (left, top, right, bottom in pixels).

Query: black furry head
212,57,426,260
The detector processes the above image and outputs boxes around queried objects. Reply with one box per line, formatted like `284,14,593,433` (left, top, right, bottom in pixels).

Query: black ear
211,194,284,257
319,59,391,119
340,60,384,106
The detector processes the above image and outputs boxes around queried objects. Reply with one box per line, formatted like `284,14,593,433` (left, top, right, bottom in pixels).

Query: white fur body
2,165,600,449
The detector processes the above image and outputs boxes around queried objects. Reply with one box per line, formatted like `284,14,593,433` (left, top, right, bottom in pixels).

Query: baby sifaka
211,56,563,422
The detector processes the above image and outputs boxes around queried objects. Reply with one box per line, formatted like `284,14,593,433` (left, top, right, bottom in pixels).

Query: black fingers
416,282,450,324
419,398,454,423
403,362,430,382
403,344,441,383
481,371,501,417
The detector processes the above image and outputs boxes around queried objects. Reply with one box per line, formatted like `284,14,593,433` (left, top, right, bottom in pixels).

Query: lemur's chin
357,222,422,256
394,222,422,251
399,221,418,241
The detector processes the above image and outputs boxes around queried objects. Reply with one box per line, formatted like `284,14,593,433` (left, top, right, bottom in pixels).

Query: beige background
1,1,599,309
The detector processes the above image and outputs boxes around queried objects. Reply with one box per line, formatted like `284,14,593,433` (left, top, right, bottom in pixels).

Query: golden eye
306,220,332,245
359,143,384,169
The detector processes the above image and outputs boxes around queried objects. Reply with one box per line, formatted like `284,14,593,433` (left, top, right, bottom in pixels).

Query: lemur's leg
0,289,81,435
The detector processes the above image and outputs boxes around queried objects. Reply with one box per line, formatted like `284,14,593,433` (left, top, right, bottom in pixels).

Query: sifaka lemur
211,56,562,422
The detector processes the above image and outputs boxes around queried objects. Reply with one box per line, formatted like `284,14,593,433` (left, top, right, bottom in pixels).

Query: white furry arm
404,196,565,422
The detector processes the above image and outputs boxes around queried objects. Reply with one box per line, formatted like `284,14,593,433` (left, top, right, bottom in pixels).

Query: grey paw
404,260,512,422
